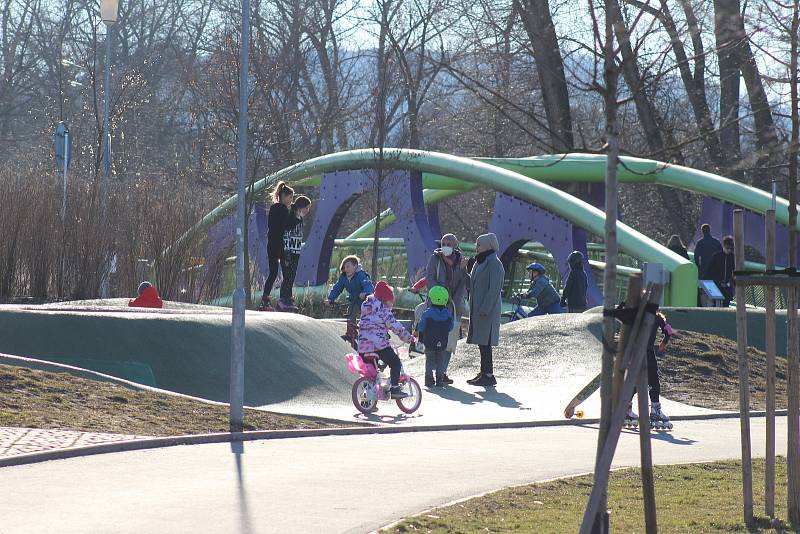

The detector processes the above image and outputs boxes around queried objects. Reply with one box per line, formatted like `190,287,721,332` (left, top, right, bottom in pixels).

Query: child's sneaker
441,374,453,385
390,387,409,399
424,375,435,387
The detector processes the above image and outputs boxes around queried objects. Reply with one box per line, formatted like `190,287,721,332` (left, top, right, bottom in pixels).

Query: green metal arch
347,153,797,237
179,148,698,306
480,153,795,228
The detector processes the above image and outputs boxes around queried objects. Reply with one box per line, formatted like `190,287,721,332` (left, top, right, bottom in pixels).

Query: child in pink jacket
358,281,415,398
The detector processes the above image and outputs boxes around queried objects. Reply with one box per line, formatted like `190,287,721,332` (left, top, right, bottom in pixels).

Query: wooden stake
765,209,776,518
788,284,800,525
613,275,643,411
733,209,754,526
580,285,662,534
637,360,657,533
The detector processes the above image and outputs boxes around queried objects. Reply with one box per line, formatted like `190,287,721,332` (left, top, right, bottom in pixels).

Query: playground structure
185,150,800,308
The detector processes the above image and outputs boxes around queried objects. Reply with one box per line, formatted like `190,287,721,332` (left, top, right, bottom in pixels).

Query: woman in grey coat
466,233,505,387
425,233,468,383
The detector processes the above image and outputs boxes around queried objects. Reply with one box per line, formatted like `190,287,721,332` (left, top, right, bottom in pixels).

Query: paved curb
0,409,785,468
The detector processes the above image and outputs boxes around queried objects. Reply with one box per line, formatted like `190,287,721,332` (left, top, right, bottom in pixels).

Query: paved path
0,427,152,458
0,416,787,534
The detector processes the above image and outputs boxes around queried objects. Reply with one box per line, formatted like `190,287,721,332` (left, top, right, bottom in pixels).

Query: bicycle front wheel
396,377,422,414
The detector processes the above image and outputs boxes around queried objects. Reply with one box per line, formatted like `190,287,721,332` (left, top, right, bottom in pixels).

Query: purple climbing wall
488,192,603,307
294,169,437,286
693,198,800,267
198,206,265,300
247,202,269,284
426,202,443,239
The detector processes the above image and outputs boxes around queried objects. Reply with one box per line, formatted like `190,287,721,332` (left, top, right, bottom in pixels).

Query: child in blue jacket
327,255,374,343
520,263,563,316
418,286,454,387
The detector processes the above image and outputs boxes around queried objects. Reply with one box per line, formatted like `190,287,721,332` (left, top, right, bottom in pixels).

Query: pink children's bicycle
346,347,422,415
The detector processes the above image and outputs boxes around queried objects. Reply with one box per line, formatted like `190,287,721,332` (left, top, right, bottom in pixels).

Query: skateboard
564,372,601,419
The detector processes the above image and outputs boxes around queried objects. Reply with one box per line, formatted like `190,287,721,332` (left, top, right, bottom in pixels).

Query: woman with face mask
424,233,468,384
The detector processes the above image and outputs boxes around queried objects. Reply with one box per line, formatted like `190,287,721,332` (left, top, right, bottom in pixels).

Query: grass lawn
384,458,795,533
0,364,359,436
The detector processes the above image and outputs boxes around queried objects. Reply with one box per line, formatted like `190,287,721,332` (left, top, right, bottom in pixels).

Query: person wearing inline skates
357,281,415,399
625,310,674,429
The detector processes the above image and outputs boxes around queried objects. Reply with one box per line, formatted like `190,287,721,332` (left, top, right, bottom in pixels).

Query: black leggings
479,345,493,375
376,346,401,387
262,243,285,300
280,253,299,300
632,349,660,404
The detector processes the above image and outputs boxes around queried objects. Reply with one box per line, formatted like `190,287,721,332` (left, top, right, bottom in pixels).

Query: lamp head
100,0,119,25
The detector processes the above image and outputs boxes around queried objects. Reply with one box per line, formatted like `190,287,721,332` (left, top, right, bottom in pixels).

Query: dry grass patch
661,330,788,410
0,364,358,436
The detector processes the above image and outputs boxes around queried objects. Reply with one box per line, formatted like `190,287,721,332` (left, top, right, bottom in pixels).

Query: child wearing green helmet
417,285,455,387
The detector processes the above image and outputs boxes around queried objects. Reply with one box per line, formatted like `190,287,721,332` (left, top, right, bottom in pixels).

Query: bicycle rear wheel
352,377,377,414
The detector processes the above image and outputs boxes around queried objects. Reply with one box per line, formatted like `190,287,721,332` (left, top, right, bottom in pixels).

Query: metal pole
102,24,112,204
99,23,113,300
765,209,776,517
773,179,778,211
62,131,69,221
230,0,250,433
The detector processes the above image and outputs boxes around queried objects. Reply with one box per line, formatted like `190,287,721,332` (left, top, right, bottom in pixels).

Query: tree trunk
731,8,780,190
594,1,620,530
713,0,743,179
609,0,693,239
513,0,574,153
372,0,391,280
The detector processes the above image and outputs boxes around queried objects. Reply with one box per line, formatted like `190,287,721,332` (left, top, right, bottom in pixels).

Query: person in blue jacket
519,263,563,316
418,286,455,388
327,255,374,344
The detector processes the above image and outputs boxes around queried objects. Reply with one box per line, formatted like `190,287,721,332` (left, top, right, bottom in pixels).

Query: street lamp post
100,0,119,209
99,0,119,299
230,0,250,433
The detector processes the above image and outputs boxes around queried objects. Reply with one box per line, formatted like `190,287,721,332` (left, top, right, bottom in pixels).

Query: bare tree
513,0,575,152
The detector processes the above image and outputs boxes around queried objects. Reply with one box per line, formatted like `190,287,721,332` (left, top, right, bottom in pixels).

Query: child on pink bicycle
358,281,415,399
